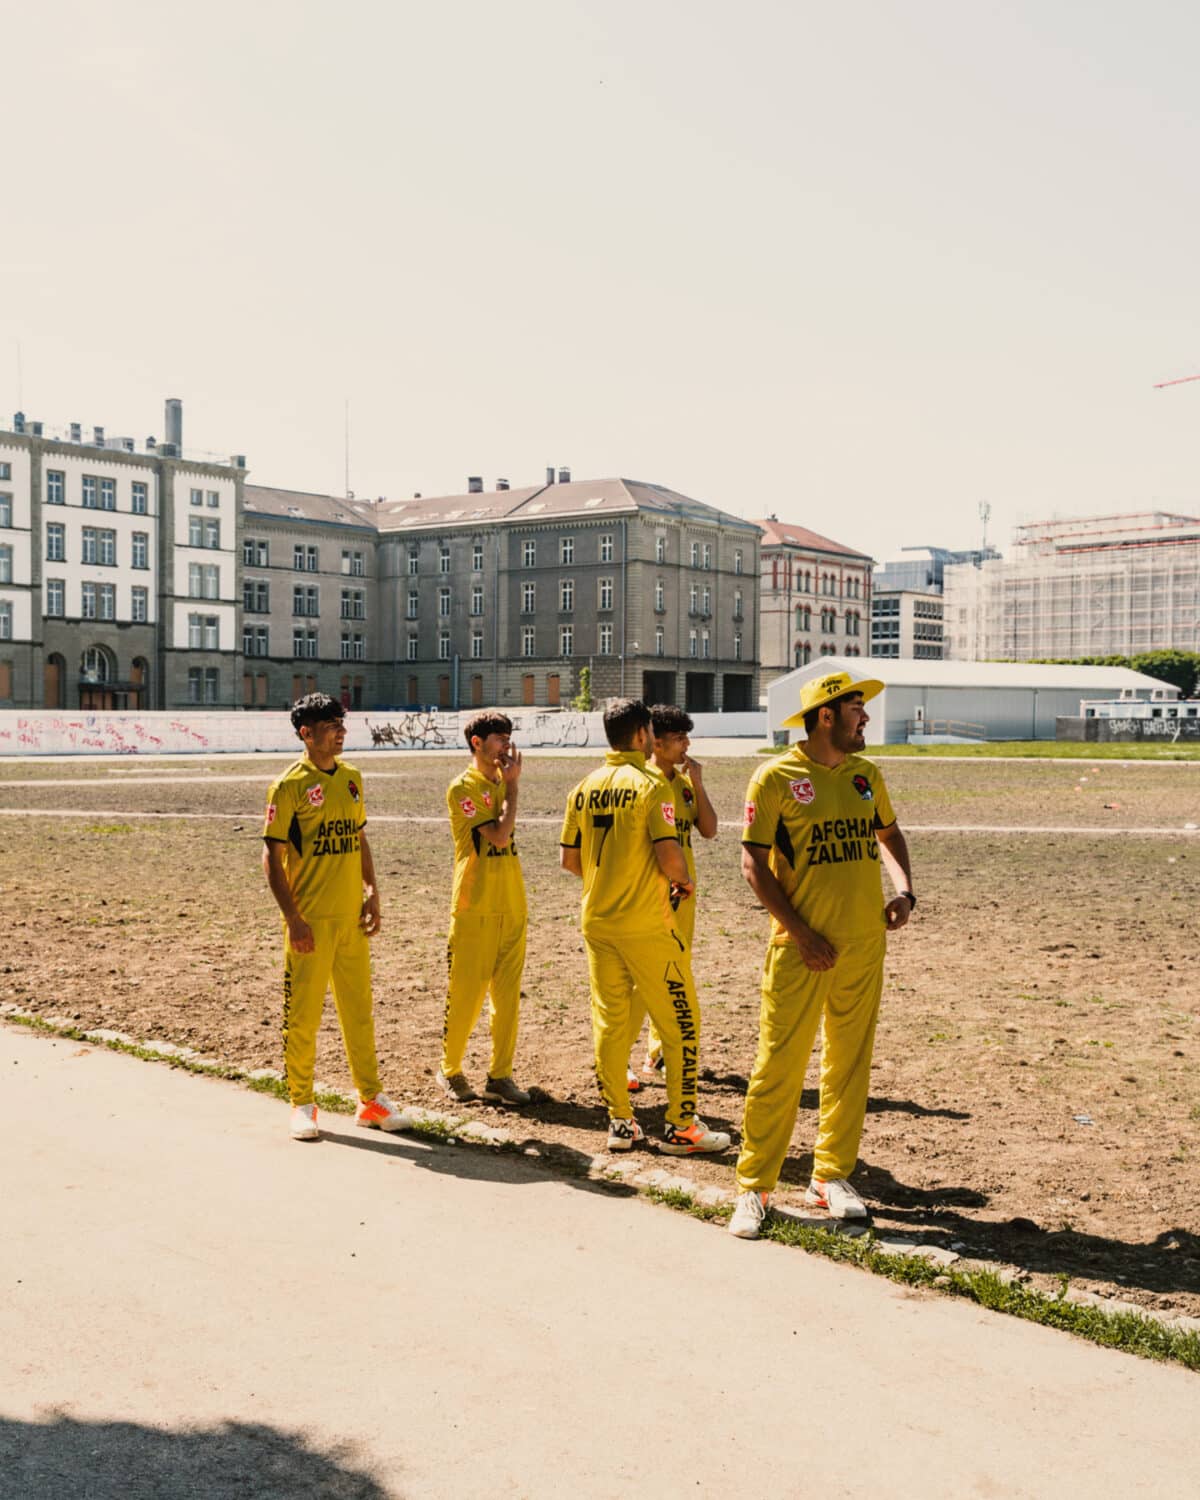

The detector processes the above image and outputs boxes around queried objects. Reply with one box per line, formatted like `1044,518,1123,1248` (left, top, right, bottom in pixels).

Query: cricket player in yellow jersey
262,693,412,1141
729,672,916,1238
560,699,730,1156
626,704,718,1090
438,711,531,1107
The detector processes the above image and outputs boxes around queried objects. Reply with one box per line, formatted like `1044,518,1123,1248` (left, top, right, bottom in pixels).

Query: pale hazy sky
4,0,1200,559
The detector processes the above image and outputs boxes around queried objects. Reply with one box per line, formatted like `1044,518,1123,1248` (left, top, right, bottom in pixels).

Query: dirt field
3,751,1199,1317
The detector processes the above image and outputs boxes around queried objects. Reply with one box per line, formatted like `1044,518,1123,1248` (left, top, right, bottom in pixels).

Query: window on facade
46,470,65,505
187,516,202,546
734,589,743,619
244,579,269,613
438,587,451,618
472,543,484,571
689,585,698,613
131,531,148,569
656,536,666,564
187,667,219,705
202,564,218,599
291,628,317,659
690,541,699,567
559,579,574,612
100,478,115,510
81,583,97,619
131,586,148,623
407,635,419,661
702,586,710,615
340,633,353,661
734,549,743,575
560,537,574,565
522,583,535,613
294,545,306,570
471,630,484,659
702,629,710,659
655,579,665,611
81,528,98,564
600,535,613,563
438,631,451,661
734,633,743,661
439,545,451,574
132,481,148,515
655,627,664,657
522,540,536,567
598,578,613,611
559,625,573,656
703,543,711,570
292,585,319,616
206,490,219,509
190,488,203,507
353,633,365,661
243,625,269,656
82,476,98,508
599,623,613,654
99,584,116,621
521,626,535,657
406,590,419,620
0,546,10,583
407,547,419,575
190,563,203,598
47,579,65,616
471,586,483,615
204,519,220,549
98,529,116,566
0,601,12,640
47,523,65,562
688,629,697,658
305,545,318,571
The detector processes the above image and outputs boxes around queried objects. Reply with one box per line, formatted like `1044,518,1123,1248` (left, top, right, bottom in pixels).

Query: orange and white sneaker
356,1093,414,1133
642,1053,665,1077
659,1118,731,1156
290,1103,319,1141
729,1190,770,1239
626,1066,642,1094
805,1177,868,1219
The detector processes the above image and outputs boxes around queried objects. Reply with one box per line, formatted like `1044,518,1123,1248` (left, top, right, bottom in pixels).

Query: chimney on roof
558,466,570,484
497,477,509,491
93,425,105,446
165,397,182,450
546,466,555,485
468,476,483,494
70,422,82,442
12,412,25,433
146,436,157,450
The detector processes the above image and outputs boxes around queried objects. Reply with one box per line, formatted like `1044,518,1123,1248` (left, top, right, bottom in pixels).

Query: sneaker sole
359,1116,413,1132
658,1138,731,1156
607,1134,641,1152
728,1220,763,1240
482,1091,530,1106
290,1130,320,1142
803,1193,868,1219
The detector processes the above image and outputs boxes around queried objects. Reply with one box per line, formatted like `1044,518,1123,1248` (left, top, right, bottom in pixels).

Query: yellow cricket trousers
442,912,526,1079
282,916,381,1107
735,933,886,1193
626,894,695,1067
586,927,699,1130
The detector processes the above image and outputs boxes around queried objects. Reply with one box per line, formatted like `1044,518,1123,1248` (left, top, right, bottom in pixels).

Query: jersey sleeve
741,770,781,846
263,776,293,843
645,775,678,843
871,767,897,830
560,783,582,848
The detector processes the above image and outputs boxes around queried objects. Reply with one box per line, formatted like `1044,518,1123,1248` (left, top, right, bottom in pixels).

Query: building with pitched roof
754,517,874,687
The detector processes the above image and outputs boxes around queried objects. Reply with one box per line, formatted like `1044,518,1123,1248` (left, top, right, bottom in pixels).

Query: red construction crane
1154,374,1200,388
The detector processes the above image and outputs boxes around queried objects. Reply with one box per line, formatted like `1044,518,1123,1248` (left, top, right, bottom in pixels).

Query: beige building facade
755,518,873,687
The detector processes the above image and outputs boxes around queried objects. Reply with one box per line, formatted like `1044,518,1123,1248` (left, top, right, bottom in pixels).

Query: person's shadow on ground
0,1412,394,1500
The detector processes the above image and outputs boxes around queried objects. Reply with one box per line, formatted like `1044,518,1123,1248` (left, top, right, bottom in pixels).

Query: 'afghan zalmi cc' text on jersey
445,766,526,917
741,748,897,945
560,750,680,938
263,758,368,920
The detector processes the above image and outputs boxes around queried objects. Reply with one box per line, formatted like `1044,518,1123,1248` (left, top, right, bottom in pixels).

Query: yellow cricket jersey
446,765,526,918
560,750,680,939
741,748,897,945
661,767,698,886
263,757,368,921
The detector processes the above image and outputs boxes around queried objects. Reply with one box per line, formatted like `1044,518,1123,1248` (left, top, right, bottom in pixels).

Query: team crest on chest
851,774,873,801
347,780,360,802
306,785,324,808
460,797,477,817
681,785,694,804
789,777,815,805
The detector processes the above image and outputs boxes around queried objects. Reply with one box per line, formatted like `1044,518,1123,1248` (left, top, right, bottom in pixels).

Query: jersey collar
604,750,646,768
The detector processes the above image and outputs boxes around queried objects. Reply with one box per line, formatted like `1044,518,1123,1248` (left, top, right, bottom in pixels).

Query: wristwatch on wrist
901,890,917,908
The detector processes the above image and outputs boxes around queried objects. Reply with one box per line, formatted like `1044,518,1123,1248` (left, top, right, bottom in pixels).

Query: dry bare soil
3,752,1199,1317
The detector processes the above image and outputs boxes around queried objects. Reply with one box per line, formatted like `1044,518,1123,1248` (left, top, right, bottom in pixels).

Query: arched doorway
79,645,120,710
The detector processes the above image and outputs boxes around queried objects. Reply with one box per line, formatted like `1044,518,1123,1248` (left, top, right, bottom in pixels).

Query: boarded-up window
522,674,535,705
547,673,560,706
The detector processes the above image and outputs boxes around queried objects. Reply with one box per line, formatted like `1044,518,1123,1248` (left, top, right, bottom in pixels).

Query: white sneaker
607,1117,644,1152
729,1190,770,1239
625,1066,642,1094
805,1177,868,1219
290,1103,319,1141
356,1093,414,1132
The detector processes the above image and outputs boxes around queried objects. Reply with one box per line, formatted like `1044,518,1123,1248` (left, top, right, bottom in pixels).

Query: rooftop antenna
15,340,22,409
979,500,991,554
344,398,350,497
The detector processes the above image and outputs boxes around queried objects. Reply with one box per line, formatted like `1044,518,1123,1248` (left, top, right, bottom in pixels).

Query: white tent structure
767,657,1178,745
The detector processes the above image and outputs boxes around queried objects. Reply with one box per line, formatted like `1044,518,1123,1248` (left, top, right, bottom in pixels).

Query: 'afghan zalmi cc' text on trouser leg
587,930,699,1130
282,915,382,1106
442,911,526,1079
736,934,885,1193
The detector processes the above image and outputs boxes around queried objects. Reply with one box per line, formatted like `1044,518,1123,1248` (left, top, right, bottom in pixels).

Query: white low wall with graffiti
0,708,766,757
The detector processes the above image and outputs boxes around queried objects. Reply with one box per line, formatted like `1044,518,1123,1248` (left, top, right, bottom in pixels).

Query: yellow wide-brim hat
780,670,884,728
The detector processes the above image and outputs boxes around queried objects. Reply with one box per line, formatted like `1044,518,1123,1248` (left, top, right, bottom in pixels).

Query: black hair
603,698,651,749
650,704,693,737
290,692,345,735
463,711,513,749
802,691,859,735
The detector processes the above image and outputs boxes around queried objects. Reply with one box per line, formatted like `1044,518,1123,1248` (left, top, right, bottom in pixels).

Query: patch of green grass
644,1184,1200,1373
867,742,1200,760
83,823,135,835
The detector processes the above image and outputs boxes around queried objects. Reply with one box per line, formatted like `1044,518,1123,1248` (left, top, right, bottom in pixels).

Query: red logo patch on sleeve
661,803,676,826
306,785,324,808
480,790,492,807
744,801,756,824
460,797,477,817
266,803,277,824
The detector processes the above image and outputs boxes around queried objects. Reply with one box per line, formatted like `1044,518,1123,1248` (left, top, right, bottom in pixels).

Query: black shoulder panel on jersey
470,827,482,857
288,813,303,856
773,816,795,868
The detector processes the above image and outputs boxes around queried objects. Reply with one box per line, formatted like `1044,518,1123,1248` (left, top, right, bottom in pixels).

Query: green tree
1130,649,1200,699
572,665,593,712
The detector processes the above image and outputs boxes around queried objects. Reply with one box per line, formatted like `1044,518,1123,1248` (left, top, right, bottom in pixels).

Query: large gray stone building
1,404,761,713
